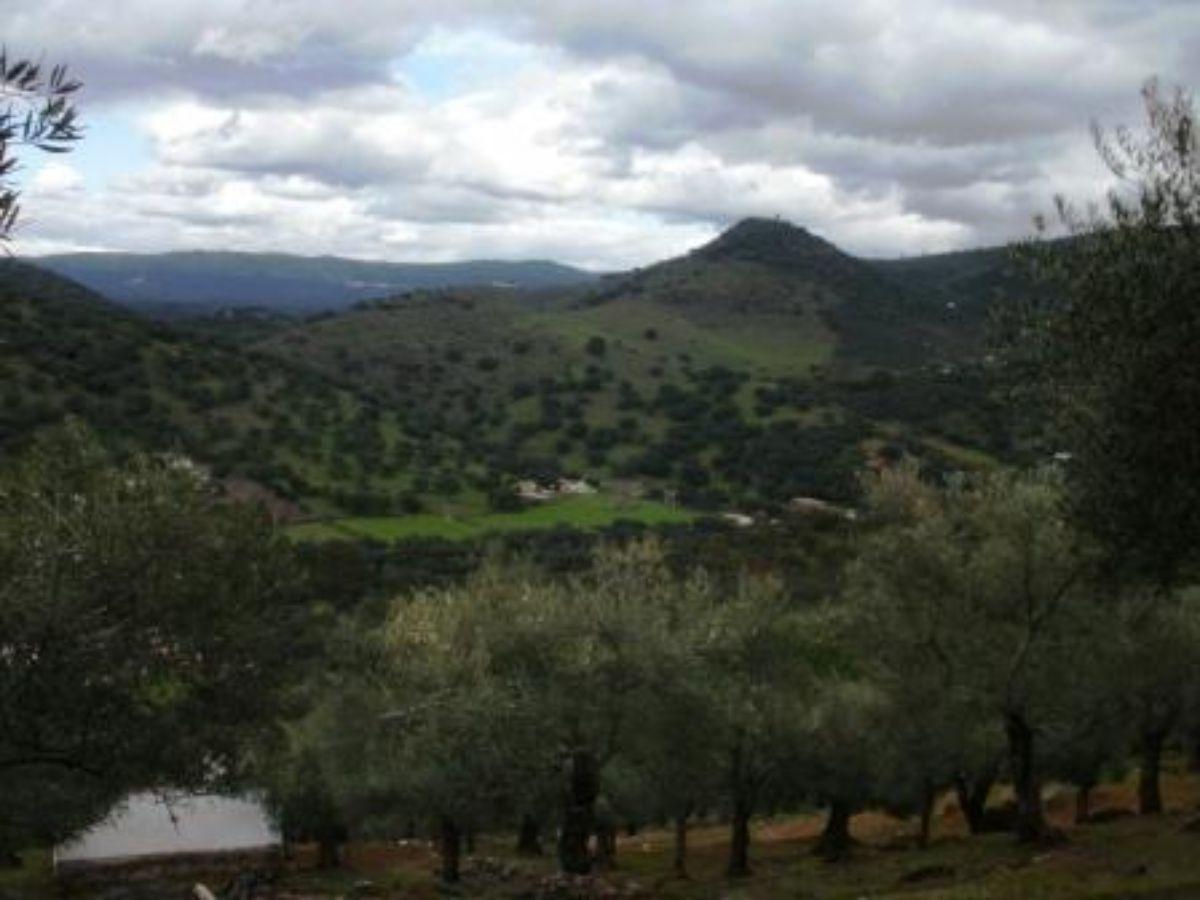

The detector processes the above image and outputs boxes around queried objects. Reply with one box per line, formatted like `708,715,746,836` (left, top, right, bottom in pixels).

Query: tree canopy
0,53,82,242
1000,81,1200,584
0,423,309,851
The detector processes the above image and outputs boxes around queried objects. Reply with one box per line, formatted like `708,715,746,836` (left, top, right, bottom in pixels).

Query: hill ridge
33,250,598,315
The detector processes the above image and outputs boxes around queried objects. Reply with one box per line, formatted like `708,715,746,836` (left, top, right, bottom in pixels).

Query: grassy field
530,295,834,380
288,492,696,542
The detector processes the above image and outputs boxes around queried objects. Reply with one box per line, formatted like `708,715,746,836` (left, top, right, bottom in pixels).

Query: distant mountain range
33,250,598,315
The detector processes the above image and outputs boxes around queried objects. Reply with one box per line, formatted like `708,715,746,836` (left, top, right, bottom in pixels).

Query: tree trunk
953,772,993,835
673,812,689,879
814,799,853,861
1139,729,1167,815
439,816,461,885
516,814,542,856
464,826,476,855
918,782,936,848
594,821,617,870
1075,783,1093,824
1005,712,1046,843
727,799,752,879
316,836,341,870
558,749,599,874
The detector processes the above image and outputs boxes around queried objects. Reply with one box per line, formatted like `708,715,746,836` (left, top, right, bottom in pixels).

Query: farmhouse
514,477,598,502
721,512,756,528
788,496,857,520
556,477,597,496
514,479,557,502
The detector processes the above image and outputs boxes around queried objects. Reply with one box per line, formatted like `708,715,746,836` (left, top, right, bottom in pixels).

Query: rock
899,864,955,884
1181,816,1200,834
1037,827,1069,848
222,871,263,900
1085,808,1135,825
528,872,643,899
462,855,519,881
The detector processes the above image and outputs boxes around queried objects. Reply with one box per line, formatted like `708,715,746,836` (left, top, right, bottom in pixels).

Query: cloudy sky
8,0,1199,269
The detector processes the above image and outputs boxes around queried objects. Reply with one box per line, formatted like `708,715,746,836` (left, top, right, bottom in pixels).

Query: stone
898,864,955,884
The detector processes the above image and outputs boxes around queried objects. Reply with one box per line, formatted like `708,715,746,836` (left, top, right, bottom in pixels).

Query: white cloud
29,162,86,196
192,25,310,64
6,0,1198,266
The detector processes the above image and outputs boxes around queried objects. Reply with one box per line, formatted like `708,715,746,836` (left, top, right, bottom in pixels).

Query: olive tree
1114,589,1200,814
1001,81,1200,584
0,53,82,242
843,467,1006,839
0,423,308,854
699,573,815,877
383,543,681,878
845,463,1106,843
617,568,727,878
798,678,891,860
382,567,556,883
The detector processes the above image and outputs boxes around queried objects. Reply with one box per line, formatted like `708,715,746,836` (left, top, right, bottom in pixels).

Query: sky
6,0,1199,270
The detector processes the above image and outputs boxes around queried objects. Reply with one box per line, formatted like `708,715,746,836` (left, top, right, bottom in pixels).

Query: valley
5,218,1024,540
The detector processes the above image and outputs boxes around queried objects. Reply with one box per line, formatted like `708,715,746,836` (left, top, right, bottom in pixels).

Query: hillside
868,244,1024,355
253,219,1023,520
34,250,597,315
0,260,466,517
2,220,1029,528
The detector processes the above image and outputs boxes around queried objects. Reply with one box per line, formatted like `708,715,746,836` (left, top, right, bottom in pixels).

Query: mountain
584,217,946,372
33,250,597,315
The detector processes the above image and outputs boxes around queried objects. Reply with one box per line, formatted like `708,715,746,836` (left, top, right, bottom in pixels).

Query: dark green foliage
266,749,348,867
999,82,1200,583
0,424,311,847
488,484,525,512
